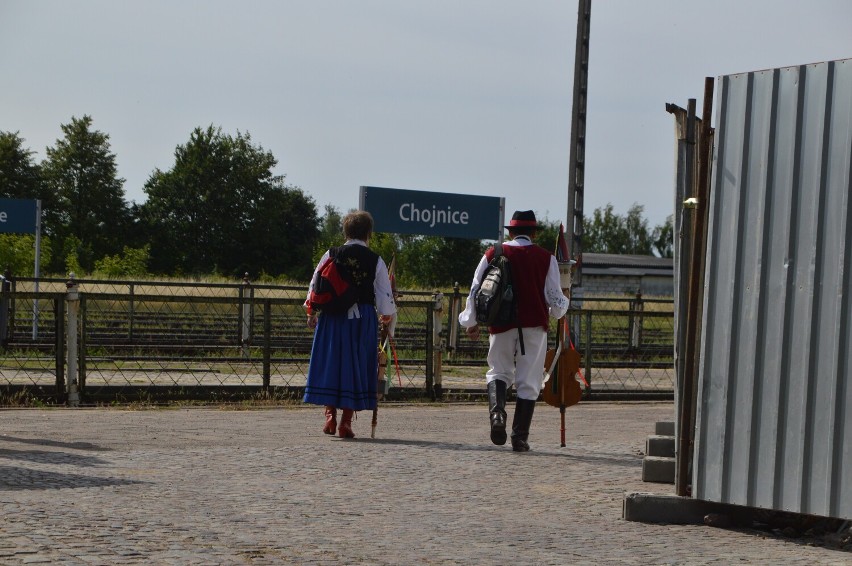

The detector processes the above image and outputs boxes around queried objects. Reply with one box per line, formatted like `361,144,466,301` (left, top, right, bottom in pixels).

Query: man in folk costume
459,210,569,451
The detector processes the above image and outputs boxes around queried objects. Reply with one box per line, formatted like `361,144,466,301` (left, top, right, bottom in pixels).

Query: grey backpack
474,244,516,326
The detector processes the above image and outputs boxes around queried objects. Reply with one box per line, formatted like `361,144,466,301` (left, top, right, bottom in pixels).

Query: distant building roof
580,253,672,277
582,253,672,268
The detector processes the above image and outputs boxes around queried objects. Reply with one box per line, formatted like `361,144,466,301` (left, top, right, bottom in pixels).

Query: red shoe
338,409,355,438
322,406,337,435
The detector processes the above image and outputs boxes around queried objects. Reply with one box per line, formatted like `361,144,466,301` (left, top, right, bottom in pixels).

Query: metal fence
0,276,674,405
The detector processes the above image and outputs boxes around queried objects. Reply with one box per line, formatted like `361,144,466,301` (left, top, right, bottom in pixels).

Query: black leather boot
511,398,536,452
487,380,507,445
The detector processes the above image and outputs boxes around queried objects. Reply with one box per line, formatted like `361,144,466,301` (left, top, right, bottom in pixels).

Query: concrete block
624,492,716,524
623,493,764,526
646,434,675,457
642,455,675,483
655,421,675,436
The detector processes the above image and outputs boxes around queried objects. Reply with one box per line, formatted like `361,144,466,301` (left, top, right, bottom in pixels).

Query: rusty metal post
65,274,80,407
425,302,434,398
128,282,135,342
262,300,271,390
584,310,593,394
0,271,9,350
675,98,698,496
7,269,15,339
54,296,65,398
432,291,444,400
631,291,644,350
240,273,252,357
447,282,461,360
79,295,87,391
676,77,715,497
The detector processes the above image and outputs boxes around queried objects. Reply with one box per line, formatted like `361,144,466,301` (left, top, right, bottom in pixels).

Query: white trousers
486,327,548,401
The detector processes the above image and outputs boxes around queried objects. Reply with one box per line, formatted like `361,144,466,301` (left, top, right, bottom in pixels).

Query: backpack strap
497,242,524,356
517,326,525,356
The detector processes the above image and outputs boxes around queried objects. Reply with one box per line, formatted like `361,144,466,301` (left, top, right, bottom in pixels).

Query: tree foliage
310,206,483,290
398,236,484,289
531,218,563,255
583,203,651,255
651,215,674,258
312,204,345,265
0,131,43,200
247,184,319,280
141,126,319,279
368,232,400,277
41,116,129,272
93,245,151,278
0,234,51,276
5,117,677,284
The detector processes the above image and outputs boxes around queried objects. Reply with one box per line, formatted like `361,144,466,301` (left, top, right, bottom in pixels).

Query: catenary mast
566,0,591,288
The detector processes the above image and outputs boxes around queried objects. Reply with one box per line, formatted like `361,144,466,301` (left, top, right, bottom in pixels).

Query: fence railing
0,277,674,405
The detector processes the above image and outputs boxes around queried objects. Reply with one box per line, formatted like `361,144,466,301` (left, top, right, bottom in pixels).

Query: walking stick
372,254,399,439
372,323,390,438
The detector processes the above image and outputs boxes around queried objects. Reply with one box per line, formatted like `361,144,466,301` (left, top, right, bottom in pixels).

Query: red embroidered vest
485,242,552,333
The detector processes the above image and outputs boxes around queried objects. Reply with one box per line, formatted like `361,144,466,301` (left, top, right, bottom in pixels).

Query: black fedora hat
504,210,541,229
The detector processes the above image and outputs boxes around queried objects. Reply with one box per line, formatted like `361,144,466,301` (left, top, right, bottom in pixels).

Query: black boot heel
510,398,536,452
487,380,508,445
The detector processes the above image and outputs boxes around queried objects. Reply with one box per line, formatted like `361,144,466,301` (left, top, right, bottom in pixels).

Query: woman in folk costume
304,210,396,438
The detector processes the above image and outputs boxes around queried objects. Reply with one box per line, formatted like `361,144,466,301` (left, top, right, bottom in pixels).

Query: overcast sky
2,1,850,230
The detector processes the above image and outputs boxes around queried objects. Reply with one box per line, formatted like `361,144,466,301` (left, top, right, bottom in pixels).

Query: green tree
41,116,129,273
623,204,652,254
399,235,484,289
0,131,44,200
243,184,319,281
93,245,150,278
310,208,401,285
583,204,622,253
0,132,53,276
369,232,399,273
583,203,652,255
142,126,319,278
532,218,563,255
312,204,345,264
61,235,83,276
0,234,51,276
652,215,674,258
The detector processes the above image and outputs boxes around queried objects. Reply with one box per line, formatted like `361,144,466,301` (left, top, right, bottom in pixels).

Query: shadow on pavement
0,435,108,451
0,447,111,467
357,436,642,467
0,464,147,491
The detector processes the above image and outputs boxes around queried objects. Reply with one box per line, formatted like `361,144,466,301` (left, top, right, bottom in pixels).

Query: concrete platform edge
623,492,739,525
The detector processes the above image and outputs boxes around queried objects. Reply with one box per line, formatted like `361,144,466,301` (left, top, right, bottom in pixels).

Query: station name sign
0,198,39,234
359,186,503,239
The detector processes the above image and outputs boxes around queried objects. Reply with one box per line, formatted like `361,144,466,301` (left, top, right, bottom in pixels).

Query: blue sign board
0,198,39,234
359,186,504,239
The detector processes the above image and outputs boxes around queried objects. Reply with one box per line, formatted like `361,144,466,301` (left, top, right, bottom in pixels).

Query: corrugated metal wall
694,58,852,520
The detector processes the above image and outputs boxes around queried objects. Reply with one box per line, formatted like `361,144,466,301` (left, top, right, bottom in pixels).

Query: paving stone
0,402,848,564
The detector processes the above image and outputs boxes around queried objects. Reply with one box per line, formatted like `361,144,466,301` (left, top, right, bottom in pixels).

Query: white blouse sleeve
544,256,570,319
374,257,397,316
304,250,331,310
458,253,491,327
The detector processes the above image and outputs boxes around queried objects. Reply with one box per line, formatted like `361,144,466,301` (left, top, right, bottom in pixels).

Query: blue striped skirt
303,304,379,411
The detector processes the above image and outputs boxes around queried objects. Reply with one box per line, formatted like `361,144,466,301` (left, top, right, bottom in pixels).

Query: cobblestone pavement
0,402,848,565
